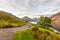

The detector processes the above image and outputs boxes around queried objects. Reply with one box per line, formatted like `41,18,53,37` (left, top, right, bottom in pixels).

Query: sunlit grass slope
0,11,27,28
13,27,60,40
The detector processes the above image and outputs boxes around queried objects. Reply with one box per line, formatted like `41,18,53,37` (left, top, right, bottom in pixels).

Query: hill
0,11,27,28
50,12,60,31
13,27,60,40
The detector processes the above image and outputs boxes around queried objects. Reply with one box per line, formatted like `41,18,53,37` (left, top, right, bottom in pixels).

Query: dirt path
0,24,31,40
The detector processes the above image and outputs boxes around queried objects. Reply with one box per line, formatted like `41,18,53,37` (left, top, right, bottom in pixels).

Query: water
30,21,37,24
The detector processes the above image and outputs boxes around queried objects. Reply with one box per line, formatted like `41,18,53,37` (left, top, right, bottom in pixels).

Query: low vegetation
13,27,60,40
13,28,33,40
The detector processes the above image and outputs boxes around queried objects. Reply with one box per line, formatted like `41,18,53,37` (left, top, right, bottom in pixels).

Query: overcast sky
0,0,60,18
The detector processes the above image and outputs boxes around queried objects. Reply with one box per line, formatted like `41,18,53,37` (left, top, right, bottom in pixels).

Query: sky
0,0,60,18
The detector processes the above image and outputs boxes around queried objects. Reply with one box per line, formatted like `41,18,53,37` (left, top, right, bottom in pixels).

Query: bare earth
0,24,31,40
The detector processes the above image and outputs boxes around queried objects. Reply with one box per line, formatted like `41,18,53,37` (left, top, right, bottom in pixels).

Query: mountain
32,18,38,22
21,16,33,21
0,11,27,28
0,11,21,20
21,16,38,22
51,12,60,31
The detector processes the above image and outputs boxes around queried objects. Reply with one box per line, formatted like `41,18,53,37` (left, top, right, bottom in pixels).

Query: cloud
38,0,49,3
0,0,60,18
24,0,30,8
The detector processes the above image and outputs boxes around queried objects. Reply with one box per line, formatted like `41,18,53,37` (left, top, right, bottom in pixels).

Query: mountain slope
0,11,27,28
21,16,33,21
0,11,21,20
51,12,60,31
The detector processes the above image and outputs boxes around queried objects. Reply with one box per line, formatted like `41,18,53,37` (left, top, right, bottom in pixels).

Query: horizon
0,0,60,18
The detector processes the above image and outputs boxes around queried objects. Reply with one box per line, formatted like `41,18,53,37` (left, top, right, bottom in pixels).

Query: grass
13,27,60,40
13,28,33,40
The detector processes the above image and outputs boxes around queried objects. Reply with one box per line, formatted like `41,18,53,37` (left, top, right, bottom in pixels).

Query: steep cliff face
51,12,60,31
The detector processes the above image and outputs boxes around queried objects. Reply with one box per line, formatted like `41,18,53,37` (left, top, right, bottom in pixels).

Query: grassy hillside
0,11,27,28
13,27,60,40
13,29,33,40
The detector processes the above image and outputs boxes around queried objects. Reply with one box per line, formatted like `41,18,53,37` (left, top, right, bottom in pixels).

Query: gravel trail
0,24,31,40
